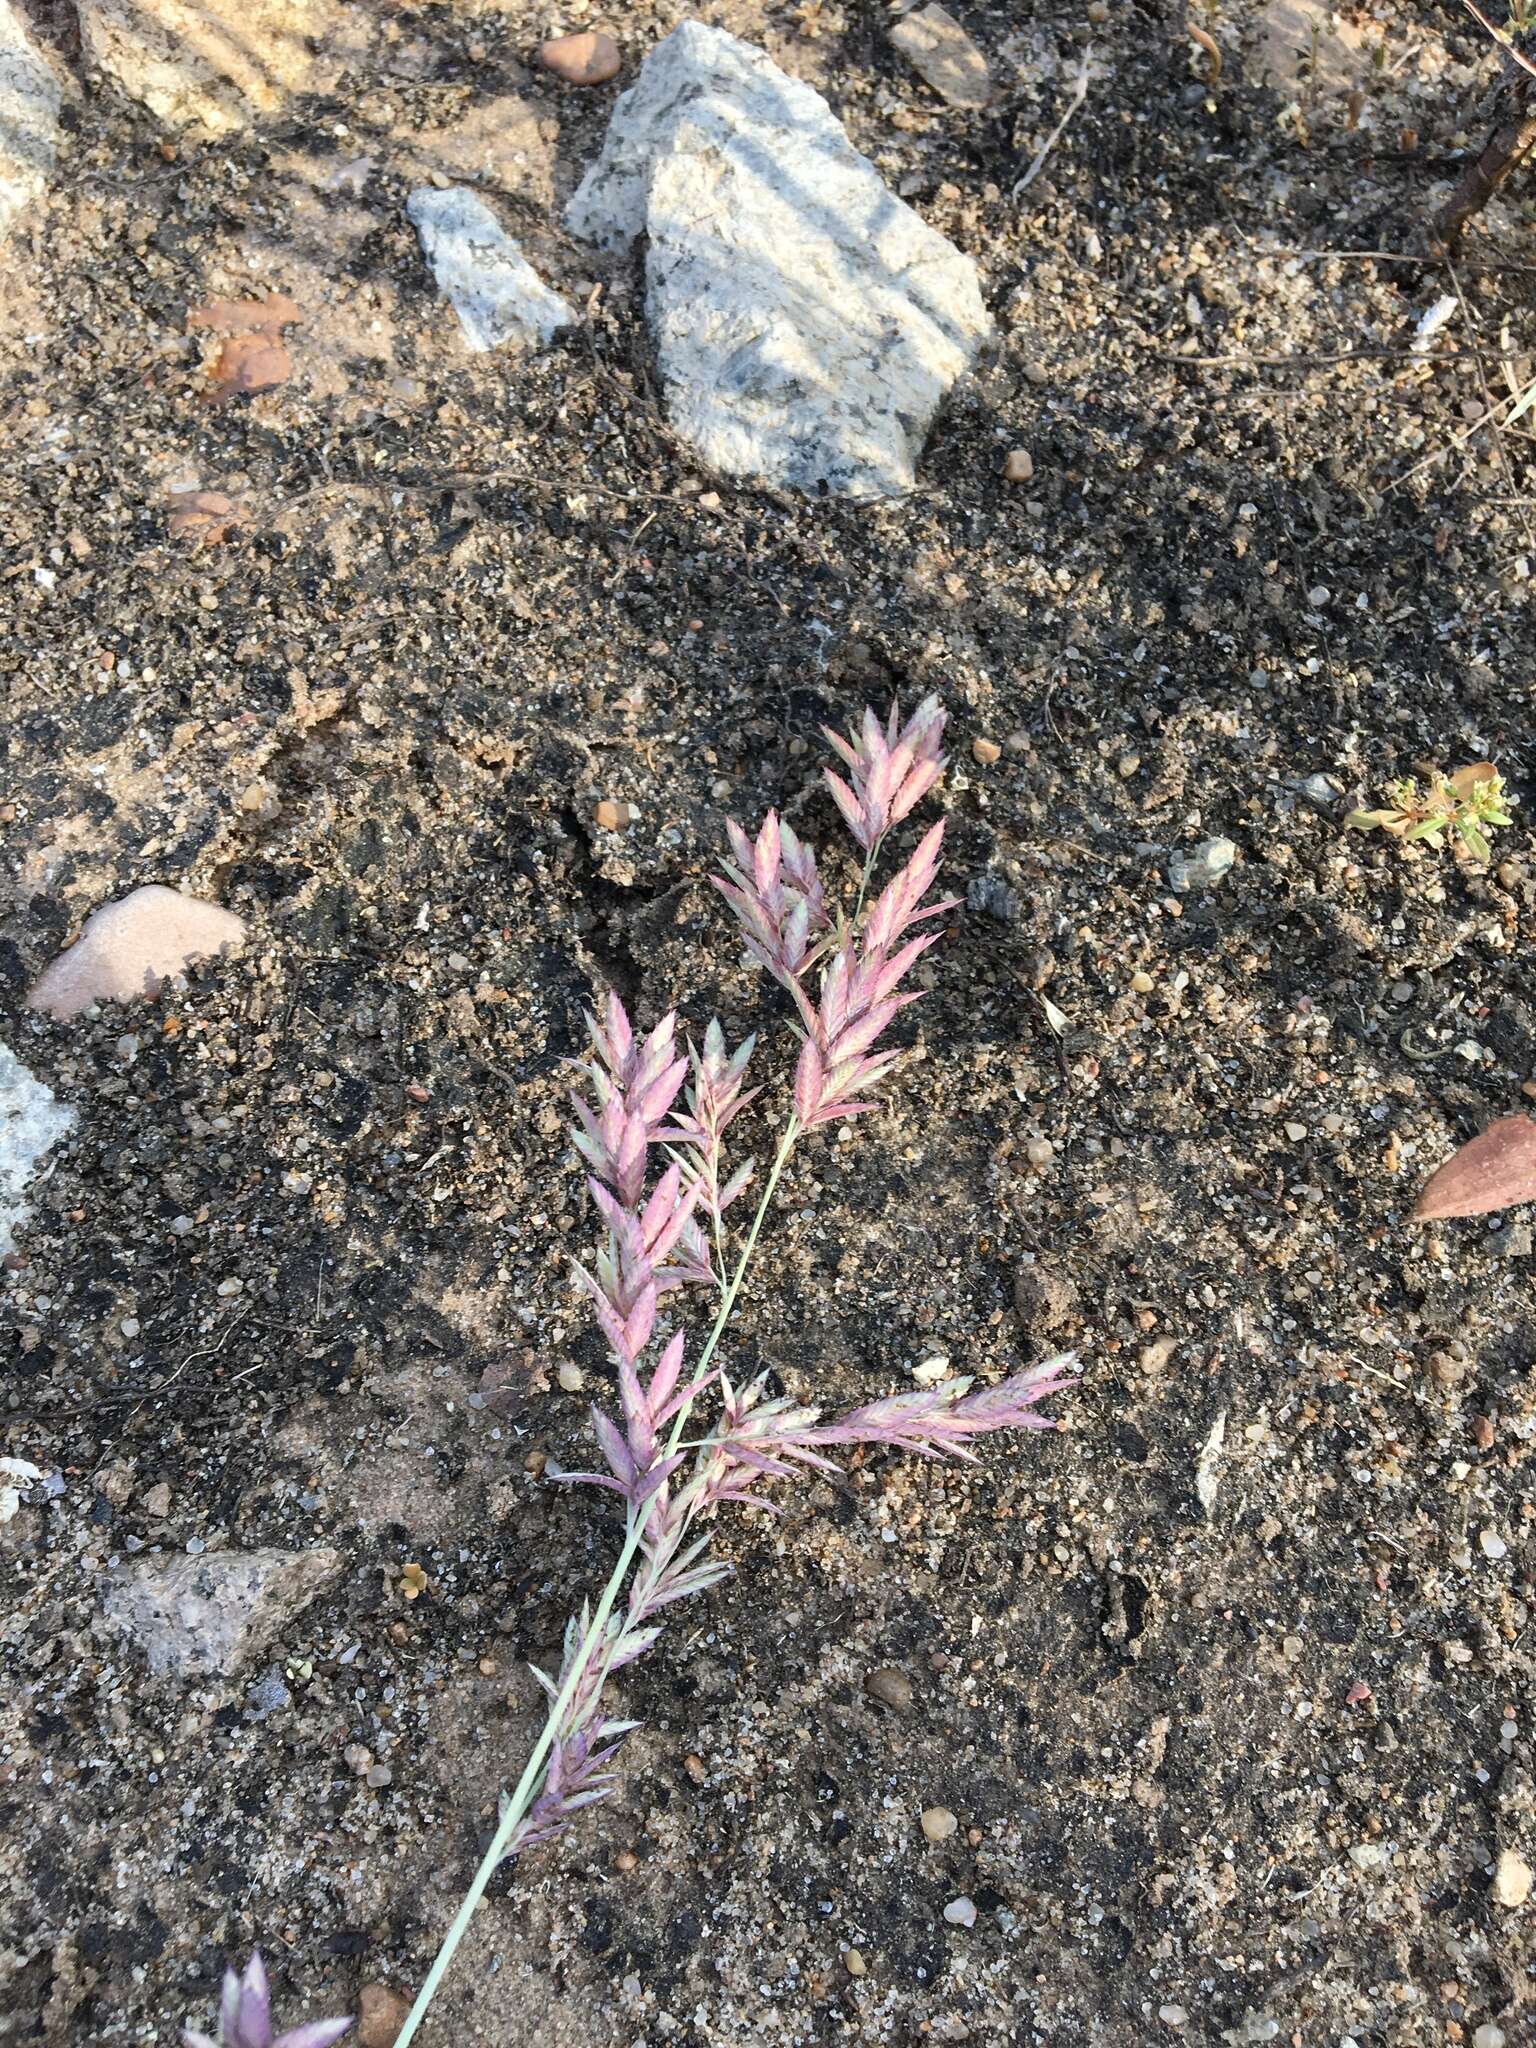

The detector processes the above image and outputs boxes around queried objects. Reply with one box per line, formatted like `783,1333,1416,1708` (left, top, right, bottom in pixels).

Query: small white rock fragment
557,1361,585,1392
1168,837,1236,895
1158,2008,1188,2030
28,886,246,1021
407,186,575,353
1493,1847,1532,1908
912,1354,951,1386
1412,293,1458,353
1474,2023,1507,2048
1480,1528,1508,1560
0,1456,44,1524
942,1896,977,1927
1194,1408,1227,1519
889,3,992,109
100,1547,343,1681
0,1041,74,1257
1348,1841,1388,1871
0,0,61,246
921,1805,958,1842
566,22,992,499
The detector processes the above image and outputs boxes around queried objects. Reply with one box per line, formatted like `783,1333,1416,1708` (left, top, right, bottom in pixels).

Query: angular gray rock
407,186,575,353
567,21,992,499
0,0,60,245
100,1547,342,1681
890,4,992,110
0,1042,73,1258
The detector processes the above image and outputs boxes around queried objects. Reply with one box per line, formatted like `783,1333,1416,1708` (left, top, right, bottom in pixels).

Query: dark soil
4,1,1536,2043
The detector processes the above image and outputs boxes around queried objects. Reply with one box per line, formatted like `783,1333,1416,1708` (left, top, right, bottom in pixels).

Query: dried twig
1430,0,1536,245
1014,49,1092,196
1442,260,1536,541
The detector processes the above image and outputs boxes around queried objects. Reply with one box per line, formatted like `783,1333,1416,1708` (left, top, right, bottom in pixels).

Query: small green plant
1347,763,1514,863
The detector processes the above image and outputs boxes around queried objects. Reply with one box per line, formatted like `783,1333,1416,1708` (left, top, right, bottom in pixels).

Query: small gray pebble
967,872,1019,924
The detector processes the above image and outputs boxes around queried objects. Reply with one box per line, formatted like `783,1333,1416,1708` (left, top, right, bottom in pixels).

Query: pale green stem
394,1115,801,2047
851,840,880,923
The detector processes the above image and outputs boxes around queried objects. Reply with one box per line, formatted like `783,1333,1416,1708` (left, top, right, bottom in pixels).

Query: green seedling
1347,763,1514,863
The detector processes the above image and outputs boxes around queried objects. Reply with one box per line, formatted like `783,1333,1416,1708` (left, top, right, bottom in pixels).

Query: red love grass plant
382,698,1075,2042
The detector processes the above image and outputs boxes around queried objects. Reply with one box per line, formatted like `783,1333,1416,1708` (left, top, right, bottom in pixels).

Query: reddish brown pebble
1002,448,1034,484
538,30,621,84
357,1983,411,2048
1346,1679,1372,1705
971,737,1001,765
1473,1415,1496,1450
683,1752,707,1784
595,798,625,830
1413,1115,1536,1220
614,1848,638,1871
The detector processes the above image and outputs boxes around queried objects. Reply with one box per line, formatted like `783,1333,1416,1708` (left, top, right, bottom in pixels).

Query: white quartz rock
567,21,992,499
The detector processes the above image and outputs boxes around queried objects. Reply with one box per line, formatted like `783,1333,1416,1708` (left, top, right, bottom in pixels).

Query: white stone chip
0,1041,73,1257
0,0,59,245
567,21,992,499
407,186,576,353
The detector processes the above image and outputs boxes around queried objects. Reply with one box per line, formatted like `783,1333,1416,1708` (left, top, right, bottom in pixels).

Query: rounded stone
539,31,621,85
921,1805,958,1843
864,1665,914,1711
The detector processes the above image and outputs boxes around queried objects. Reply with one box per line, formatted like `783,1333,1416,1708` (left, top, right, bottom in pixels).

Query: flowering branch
393,698,1073,2045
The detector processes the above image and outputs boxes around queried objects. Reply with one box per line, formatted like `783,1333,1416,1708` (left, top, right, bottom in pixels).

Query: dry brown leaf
1412,1116,1536,1220
187,292,302,336
166,489,243,546
1449,762,1498,799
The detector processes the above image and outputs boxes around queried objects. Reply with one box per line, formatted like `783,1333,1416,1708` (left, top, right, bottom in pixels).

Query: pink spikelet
661,1019,761,1246
793,820,959,1130
714,812,831,992
181,1951,352,2048
822,694,947,854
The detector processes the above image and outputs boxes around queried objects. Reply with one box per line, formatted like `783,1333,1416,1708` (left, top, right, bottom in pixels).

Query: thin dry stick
1014,49,1092,196
1384,375,1536,495
1457,0,1536,81
1442,259,1536,543
1151,347,1431,368
1431,0,1536,245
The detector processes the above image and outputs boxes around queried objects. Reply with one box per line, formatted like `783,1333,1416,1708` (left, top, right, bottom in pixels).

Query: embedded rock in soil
407,186,576,353
889,4,992,110
566,20,992,499
77,0,333,136
99,1547,343,1681
27,885,246,1020
0,0,60,245
1168,836,1236,894
0,1041,74,1257
538,30,621,86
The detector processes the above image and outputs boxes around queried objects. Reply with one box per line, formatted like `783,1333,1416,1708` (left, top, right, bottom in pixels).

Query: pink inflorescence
507,697,1070,1864
182,1952,351,2048
822,694,948,854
